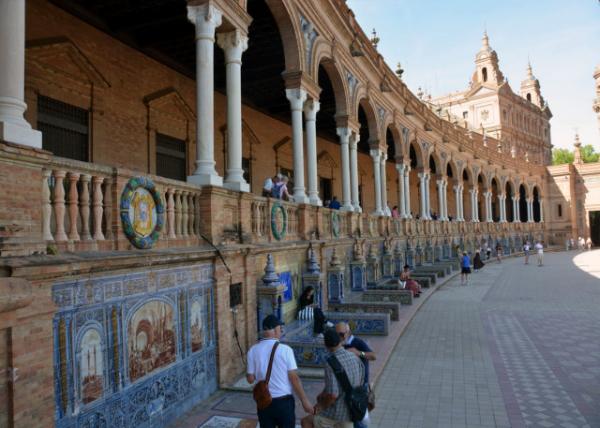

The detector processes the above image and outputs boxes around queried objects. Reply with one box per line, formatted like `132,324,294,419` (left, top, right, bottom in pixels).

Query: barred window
37,95,89,161
156,133,186,181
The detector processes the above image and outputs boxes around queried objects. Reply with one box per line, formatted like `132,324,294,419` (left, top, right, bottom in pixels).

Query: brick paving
371,249,600,428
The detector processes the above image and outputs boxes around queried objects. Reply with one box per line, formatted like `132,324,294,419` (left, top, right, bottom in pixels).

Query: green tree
552,148,574,165
581,144,600,163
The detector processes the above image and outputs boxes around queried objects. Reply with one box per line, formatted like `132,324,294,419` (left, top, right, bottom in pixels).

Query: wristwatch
360,351,366,358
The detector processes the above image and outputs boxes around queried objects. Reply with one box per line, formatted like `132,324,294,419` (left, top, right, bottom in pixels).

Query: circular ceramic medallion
331,212,340,238
271,202,287,241
120,177,164,249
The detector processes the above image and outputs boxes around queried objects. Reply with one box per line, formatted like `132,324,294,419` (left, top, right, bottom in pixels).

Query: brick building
0,1,550,427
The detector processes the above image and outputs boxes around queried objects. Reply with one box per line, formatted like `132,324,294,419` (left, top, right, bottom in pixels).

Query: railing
4,152,548,256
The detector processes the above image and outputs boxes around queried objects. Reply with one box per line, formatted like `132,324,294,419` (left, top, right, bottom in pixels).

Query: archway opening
357,103,371,154
519,184,528,222
533,187,541,222
316,64,339,143
505,182,514,222
491,178,499,222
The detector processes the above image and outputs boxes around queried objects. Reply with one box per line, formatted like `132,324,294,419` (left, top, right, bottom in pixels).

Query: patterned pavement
371,249,600,428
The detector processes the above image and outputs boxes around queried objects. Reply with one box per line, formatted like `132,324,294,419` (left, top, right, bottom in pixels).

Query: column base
353,205,362,213
372,209,384,216
340,204,353,212
293,191,309,204
308,194,322,206
187,173,223,187
0,121,42,149
224,180,250,193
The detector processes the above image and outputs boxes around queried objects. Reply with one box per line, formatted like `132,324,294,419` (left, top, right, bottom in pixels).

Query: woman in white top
534,241,544,266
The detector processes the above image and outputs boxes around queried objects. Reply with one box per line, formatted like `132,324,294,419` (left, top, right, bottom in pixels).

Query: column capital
336,126,351,143
304,98,320,120
187,4,223,40
286,88,308,111
370,149,381,159
216,29,248,63
380,152,388,162
395,163,406,172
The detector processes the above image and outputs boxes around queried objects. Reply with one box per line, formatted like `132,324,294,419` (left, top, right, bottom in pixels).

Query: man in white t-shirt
523,242,531,265
534,241,544,266
247,314,313,427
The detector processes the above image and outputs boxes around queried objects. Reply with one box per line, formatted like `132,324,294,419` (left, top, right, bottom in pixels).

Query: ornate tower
471,31,504,88
520,62,545,108
594,65,600,136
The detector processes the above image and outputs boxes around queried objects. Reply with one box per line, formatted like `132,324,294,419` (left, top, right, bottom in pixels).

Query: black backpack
326,354,368,422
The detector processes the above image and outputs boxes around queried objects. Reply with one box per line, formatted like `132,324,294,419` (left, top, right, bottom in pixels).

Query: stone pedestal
393,242,404,276
327,249,345,304
382,244,393,278
303,246,322,307
257,254,285,329
366,245,380,288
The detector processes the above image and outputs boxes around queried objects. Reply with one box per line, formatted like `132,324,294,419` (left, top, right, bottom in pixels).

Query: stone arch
532,184,542,222
385,124,402,162
408,139,426,169
263,0,303,73
315,55,349,117
357,97,379,151
428,150,444,177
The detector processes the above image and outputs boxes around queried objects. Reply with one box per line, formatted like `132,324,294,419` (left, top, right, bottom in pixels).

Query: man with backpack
308,328,366,428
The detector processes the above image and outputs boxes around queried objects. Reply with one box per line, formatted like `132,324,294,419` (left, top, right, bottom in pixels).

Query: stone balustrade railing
0,150,545,256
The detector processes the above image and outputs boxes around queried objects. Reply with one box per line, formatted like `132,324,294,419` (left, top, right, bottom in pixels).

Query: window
319,177,332,202
156,133,186,181
462,111,468,119
482,67,488,82
526,93,532,102
38,95,89,161
558,204,562,218
242,157,251,190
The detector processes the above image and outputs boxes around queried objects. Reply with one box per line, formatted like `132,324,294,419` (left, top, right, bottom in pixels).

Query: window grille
38,95,89,161
156,133,186,181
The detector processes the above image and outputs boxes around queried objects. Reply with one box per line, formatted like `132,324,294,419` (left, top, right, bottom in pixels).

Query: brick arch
264,0,303,73
357,96,380,144
408,139,426,169
385,123,403,162
427,150,444,176
314,53,350,117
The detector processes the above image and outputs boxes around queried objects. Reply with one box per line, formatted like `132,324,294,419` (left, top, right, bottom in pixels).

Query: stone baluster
181,191,189,236
91,176,105,240
52,171,68,242
166,189,176,239
41,169,53,241
79,174,91,240
188,193,195,236
175,191,183,237
103,178,113,239
67,172,80,241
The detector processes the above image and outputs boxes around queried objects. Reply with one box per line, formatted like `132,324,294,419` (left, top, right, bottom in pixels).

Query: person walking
460,252,471,285
523,241,531,265
473,250,485,271
305,328,365,428
247,314,313,427
485,244,492,260
586,237,593,250
495,242,502,263
535,241,544,266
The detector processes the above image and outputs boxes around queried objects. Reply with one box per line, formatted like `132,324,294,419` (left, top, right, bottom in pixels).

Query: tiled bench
362,289,413,305
328,301,400,321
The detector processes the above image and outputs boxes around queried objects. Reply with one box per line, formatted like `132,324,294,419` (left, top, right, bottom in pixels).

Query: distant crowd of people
566,236,594,251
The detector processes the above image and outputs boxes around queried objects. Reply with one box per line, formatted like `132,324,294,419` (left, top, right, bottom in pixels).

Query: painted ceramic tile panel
190,300,204,353
79,328,103,404
127,300,176,382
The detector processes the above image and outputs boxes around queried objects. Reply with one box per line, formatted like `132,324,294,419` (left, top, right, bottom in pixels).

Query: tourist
578,236,585,250
329,196,341,210
460,252,471,285
299,286,315,312
263,175,277,198
535,241,544,266
271,174,283,199
473,250,484,271
431,211,438,220
586,237,592,250
308,328,365,428
323,200,331,208
399,264,421,297
495,242,502,263
337,322,376,428
570,237,575,250
391,206,399,218
485,244,492,260
279,176,291,201
523,241,531,264
247,315,313,427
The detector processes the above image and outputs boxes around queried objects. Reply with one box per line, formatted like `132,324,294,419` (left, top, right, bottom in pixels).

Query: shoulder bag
326,354,368,422
252,342,279,410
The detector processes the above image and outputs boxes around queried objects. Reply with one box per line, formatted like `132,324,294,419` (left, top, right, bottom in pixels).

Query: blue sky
347,0,600,150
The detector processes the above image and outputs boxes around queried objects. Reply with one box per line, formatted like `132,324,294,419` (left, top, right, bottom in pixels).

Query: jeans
354,420,368,428
257,395,295,428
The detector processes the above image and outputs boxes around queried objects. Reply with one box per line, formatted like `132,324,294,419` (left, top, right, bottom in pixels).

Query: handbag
367,384,376,411
252,342,279,410
327,355,369,422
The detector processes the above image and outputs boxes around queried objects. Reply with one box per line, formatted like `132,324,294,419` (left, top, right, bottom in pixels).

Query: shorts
461,267,471,274
313,414,353,428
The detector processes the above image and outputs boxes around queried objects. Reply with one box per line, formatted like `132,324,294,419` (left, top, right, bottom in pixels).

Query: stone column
217,30,249,192
404,166,412,218
454,185,461,221
0,0,42,148
483,191,491,222
187,4,223,186
370,149,383,215
436,179,444,220
499,195,506,222
304,99,321,205
285,88,308,203
349,132,361,212
396,163,407,218
337,127,352,210
539,198,544,222
418,172,428,219
443,181,449,220
380,151,390,216
424,173,432,219
512,196,519,223
527,198,534,222
470,189,478,222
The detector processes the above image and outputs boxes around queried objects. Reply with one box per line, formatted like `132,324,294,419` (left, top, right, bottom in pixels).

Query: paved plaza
372,250,600,428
